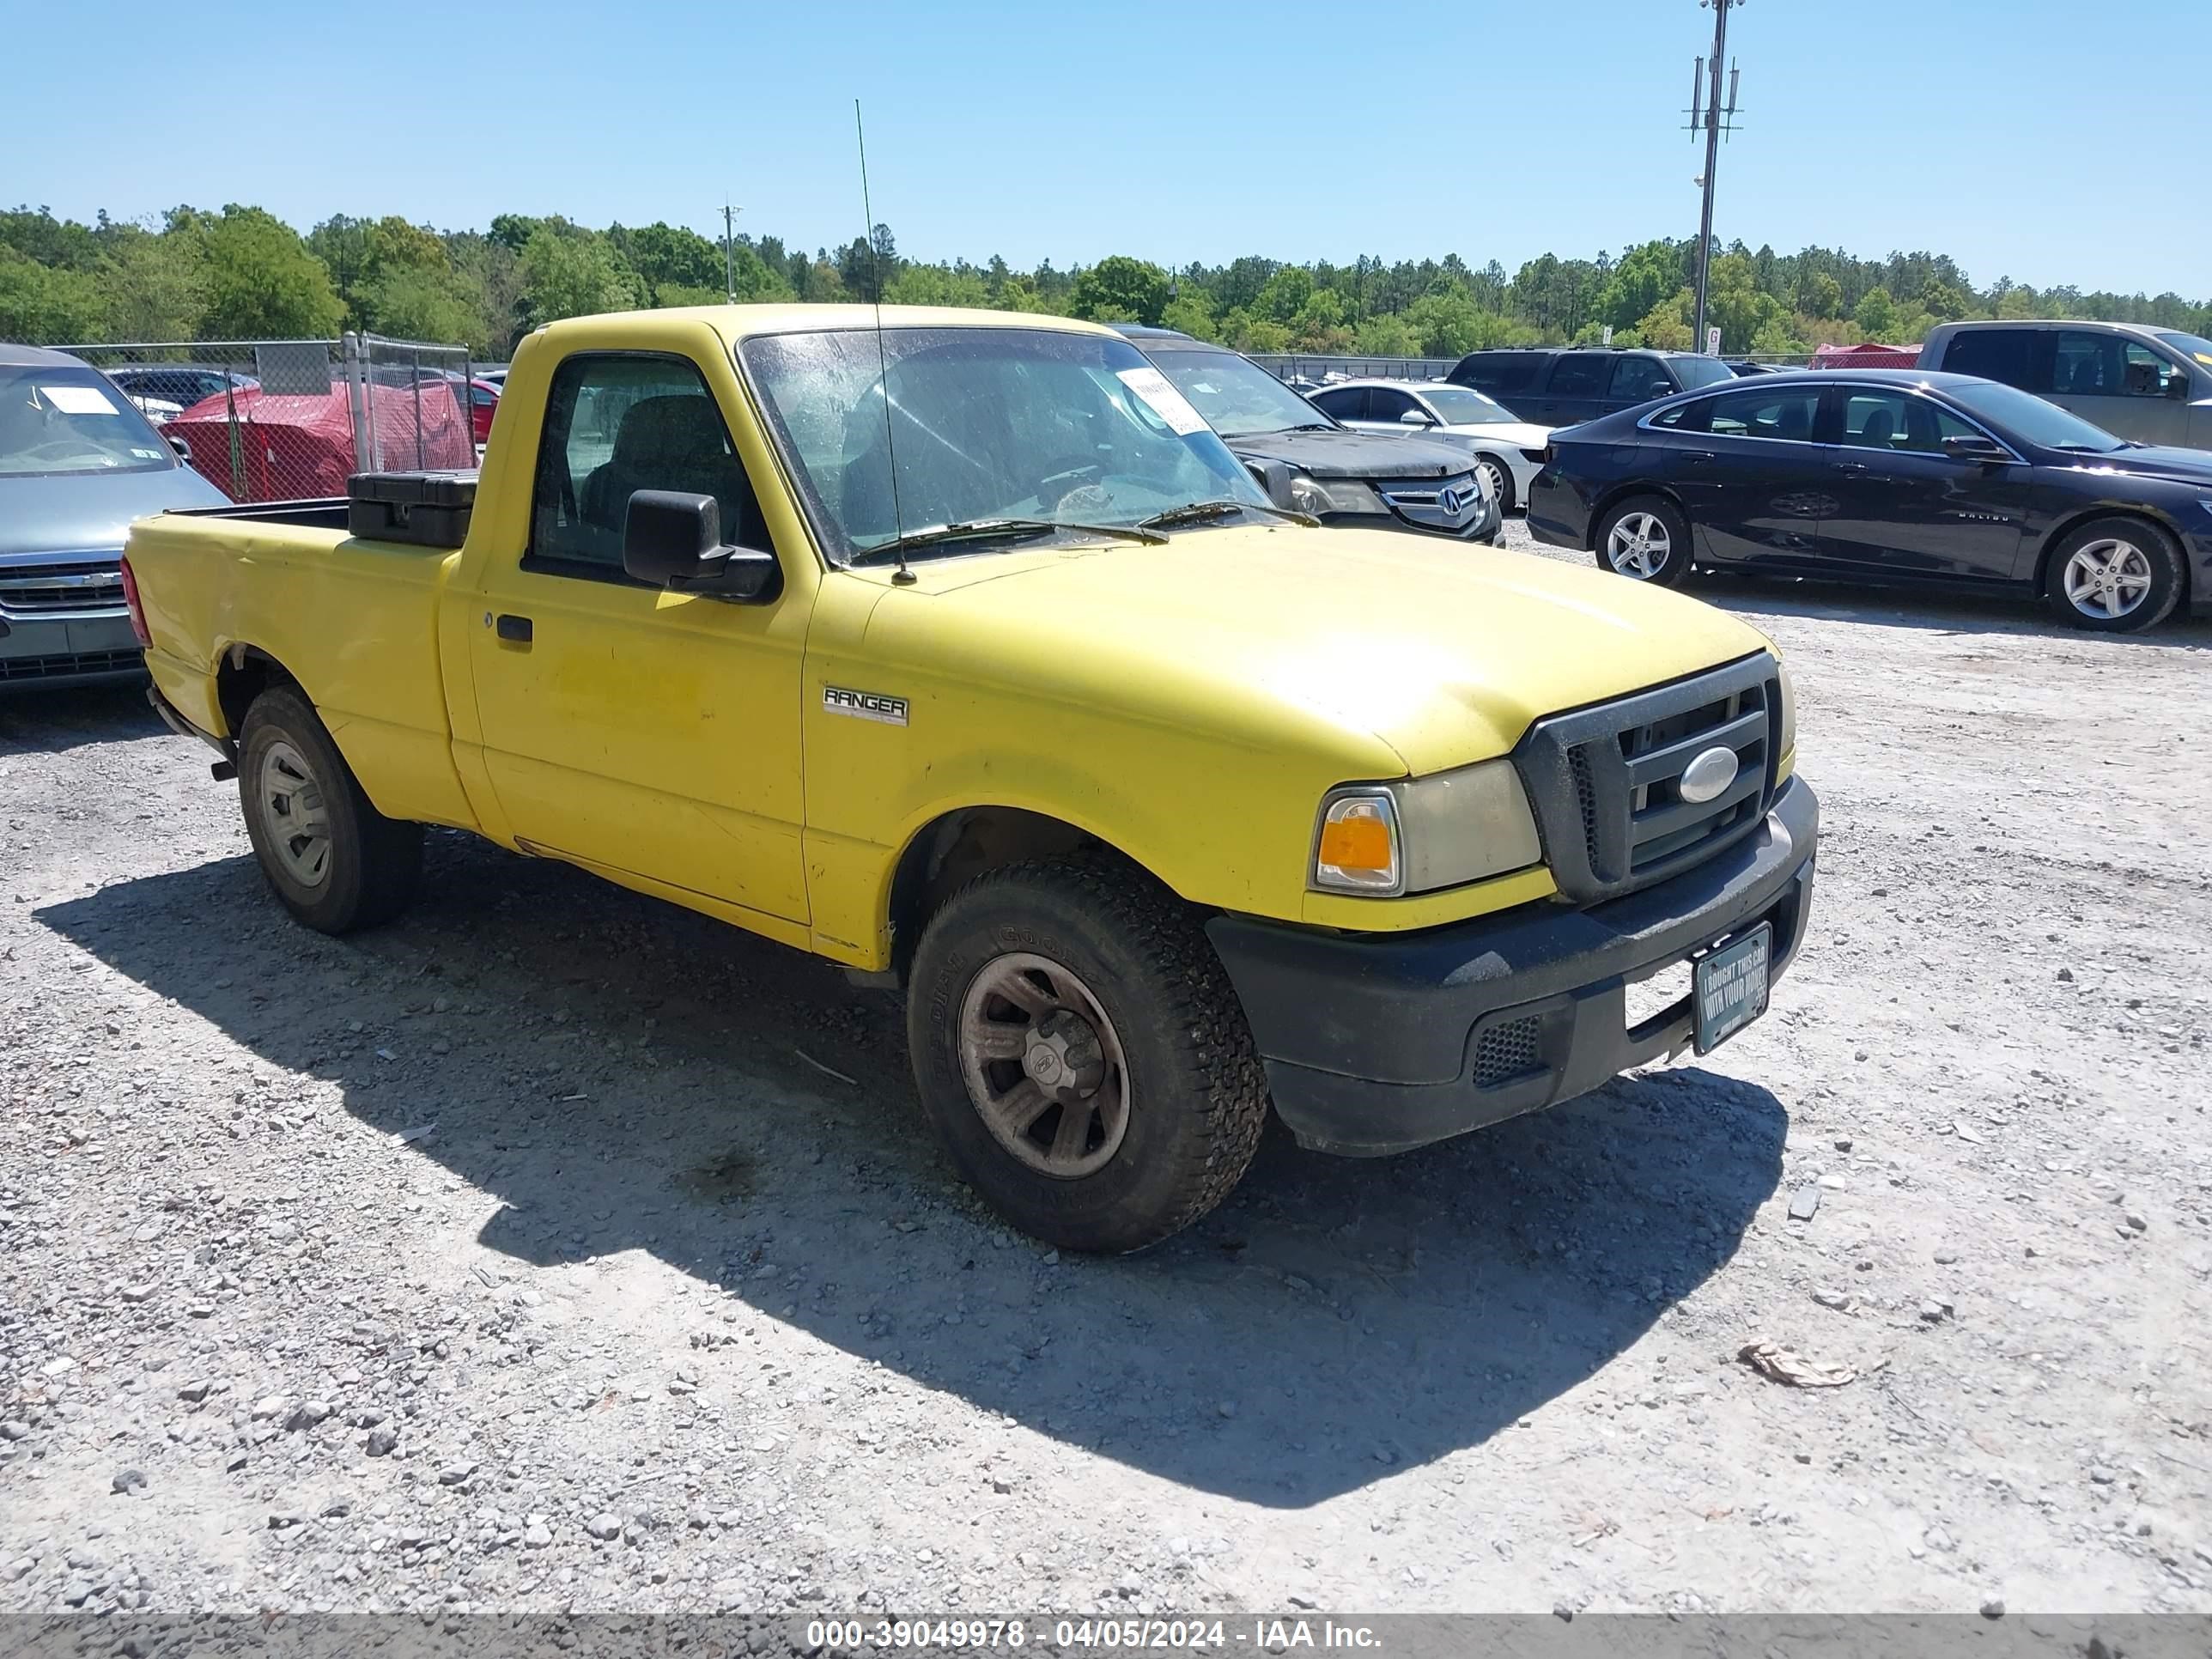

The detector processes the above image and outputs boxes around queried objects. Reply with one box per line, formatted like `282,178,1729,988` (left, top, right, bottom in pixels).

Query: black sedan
1525,368,2212,632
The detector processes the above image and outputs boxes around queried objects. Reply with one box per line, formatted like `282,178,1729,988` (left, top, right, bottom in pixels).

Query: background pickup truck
125,302,1819,1253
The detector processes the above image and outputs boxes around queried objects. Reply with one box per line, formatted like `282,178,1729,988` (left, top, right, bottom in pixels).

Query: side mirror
2169,372,2192,400
1247,458,1299,508
1942,433,2011,464
1398,408,1436,427
166,435,192,462
622,489,780,602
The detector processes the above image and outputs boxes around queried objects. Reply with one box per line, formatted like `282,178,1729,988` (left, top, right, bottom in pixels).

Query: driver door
465,346,811,926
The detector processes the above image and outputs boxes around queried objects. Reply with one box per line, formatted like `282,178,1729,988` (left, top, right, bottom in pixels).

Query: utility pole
720,201,742,303
1686,0,1742,354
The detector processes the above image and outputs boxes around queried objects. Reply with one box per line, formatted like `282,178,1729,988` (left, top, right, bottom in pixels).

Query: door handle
1681,450,1717,465
495,613,533,644
1832,460,1870,473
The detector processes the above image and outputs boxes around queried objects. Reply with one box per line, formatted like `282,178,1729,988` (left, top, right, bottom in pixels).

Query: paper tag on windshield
1115,366,1208,436
42,384,118,416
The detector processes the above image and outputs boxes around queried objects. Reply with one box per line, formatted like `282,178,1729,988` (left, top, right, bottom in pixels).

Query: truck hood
0,464,228,564
885,526,1774,775
1223,426,1473,482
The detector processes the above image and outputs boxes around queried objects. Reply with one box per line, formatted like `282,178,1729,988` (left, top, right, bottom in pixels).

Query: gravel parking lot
3,524,2208,1620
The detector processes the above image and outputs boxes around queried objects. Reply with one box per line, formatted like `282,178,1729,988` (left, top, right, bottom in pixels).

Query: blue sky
18,0,2210,298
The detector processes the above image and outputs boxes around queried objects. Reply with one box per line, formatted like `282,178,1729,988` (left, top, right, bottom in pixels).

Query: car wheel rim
957,951,1130,1180
1606,512,1671,579
257,738,332,890
2063,538,2153,619
1478,459,1506,508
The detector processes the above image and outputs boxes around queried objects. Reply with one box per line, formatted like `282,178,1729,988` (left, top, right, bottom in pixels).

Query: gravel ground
3,525,2209,1620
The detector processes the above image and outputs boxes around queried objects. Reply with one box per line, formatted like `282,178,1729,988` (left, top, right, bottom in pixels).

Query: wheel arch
2030,503,2193,605
884,805,1158,982
214,641,306,739
1585,481,1692,552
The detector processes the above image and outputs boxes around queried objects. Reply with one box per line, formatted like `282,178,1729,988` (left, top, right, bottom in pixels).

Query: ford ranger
123,304,1818,1253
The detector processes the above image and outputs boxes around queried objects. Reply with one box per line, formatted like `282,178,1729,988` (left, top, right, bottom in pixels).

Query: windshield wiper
2051,442,2124,453
851,516,1165,565
1139,499,1321,531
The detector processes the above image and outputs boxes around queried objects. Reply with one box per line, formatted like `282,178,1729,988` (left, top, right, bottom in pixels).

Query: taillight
118,556,152,647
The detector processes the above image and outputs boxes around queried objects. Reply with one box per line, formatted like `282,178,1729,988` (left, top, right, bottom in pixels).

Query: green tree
1352,312,1421,356
1633,289,1696,351
360,264,488,347
886,264,991,307
1159,291,1218,340
1290,288,1350,350
181,206,345,338
1597,240,1685,333
1797,270,1844,319
0,251,106,342
1071,256,1171,325
1253,265,1315,325
95,228,208,341
1918,277,1972,323
613,222,724,295
1853,284,1899,340
517,227,641,327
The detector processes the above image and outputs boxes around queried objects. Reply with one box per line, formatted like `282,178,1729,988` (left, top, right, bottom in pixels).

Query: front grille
1472,1017,1543,1088
1514,654,1779,905
0,562,126,615
0,650,144,682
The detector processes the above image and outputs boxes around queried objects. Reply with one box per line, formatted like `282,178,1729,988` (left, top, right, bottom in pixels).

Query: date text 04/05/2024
804,1618,1385,1650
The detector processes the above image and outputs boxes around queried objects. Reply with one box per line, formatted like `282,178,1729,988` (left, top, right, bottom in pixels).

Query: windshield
1417,386,1516,425
1946,379,2127,453
1145,348,1335,439
0,365,175,477
739,328,1269,560
1672,356,1735,391
2155,331,2212,370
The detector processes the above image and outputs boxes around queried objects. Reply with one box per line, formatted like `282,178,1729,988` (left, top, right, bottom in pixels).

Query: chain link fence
1249,353,1460,386
52,333,476,503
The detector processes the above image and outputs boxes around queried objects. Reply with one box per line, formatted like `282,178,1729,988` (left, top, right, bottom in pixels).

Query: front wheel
1594,495,1692,586
2045,516,2184,633
237,684,422,934
904,860,1267,1254
1474,454,1514,514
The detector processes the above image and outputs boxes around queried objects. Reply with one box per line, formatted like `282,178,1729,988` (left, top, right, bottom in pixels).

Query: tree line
3,202,2208,360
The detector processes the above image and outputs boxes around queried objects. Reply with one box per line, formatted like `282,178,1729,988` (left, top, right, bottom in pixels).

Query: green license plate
1692,922,1771,1054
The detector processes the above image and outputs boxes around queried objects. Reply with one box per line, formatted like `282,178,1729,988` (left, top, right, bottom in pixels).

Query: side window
1547,354,1608,397
1705,386,1820,442
1465,353,1540,393
530,354,764,575
1367,386,1419,422
1942,328,2038,391
1607,356,1675,402
1838,391,1978,455
2124,341,2182,398
1310,386,1366,421
1648,402,1694,429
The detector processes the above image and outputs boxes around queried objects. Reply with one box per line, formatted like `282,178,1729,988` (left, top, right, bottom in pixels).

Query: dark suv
1448,347,1735,427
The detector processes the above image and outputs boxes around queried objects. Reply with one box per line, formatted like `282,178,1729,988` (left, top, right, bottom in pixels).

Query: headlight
1311,758,1542,896
1775,659,1796,762
1288,475,1384,517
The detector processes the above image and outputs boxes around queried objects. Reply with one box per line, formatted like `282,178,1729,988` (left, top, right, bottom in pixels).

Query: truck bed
126,505,476,831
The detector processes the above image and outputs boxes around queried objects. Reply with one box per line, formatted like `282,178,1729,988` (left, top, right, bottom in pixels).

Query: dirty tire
905,859,1268,1254
1595,494,1692,586
2043,514,2184,634
237,684,422,934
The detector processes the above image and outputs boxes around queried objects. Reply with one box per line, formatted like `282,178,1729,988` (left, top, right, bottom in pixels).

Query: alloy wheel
2063,538,2153,620
957,951,1131,1179
1606,511,1672,579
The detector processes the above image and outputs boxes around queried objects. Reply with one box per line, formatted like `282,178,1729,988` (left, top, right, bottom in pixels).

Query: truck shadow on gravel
41,833,1786,1508
0,683,166,755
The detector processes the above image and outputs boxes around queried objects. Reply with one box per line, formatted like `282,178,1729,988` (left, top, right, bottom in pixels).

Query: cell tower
1686,0,1744,355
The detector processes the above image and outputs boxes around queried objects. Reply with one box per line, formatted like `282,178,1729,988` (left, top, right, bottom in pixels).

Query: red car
465,378,500,447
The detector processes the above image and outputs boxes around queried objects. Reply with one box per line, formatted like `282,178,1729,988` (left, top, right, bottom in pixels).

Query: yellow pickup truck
123,303,1818,1253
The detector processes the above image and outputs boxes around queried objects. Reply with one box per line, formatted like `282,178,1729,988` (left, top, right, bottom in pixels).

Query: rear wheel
2045,516,2183,633
1595,495,1692,586
238,685,422,934
905,859,1267,1254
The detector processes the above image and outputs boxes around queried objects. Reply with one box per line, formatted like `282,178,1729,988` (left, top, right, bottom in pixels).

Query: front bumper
1206,775,1818,1156
0,608,145,692
1329,495,1503,544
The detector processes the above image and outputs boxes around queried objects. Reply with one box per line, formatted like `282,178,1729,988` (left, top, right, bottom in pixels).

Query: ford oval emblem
1678,745,1741,805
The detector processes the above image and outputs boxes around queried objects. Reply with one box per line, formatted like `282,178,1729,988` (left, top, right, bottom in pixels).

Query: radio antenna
855,100,914,585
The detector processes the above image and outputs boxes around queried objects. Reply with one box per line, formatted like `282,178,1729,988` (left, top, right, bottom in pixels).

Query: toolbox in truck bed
346,471,478,549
